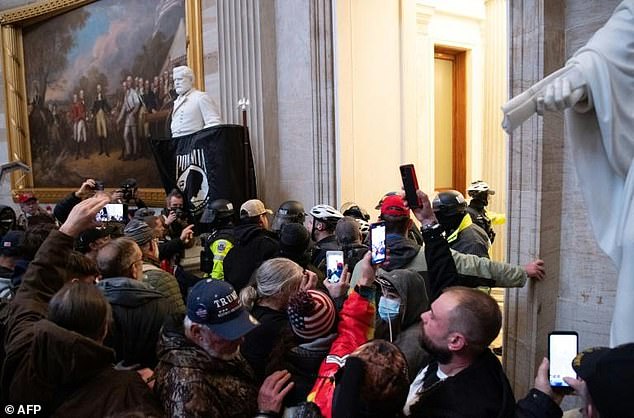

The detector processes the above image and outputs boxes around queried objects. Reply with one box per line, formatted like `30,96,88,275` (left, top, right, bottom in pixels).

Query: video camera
169,207,186,219
119,178,137,202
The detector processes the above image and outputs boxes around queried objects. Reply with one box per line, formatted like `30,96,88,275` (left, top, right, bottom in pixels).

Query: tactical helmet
340,202,370,222
467,180,495,197
432,190,467,217
200,199,234,224
309,204,344,224
271,200,306,233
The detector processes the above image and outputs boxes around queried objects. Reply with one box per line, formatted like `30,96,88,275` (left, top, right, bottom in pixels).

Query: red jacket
307,287,376,418
71,101,86,123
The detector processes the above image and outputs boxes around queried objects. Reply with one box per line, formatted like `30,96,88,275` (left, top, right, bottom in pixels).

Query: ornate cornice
0,0,94,26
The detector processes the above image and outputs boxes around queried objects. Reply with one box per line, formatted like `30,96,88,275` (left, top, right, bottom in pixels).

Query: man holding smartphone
562,343,634,417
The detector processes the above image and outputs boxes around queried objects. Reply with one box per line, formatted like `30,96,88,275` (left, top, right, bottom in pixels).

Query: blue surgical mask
378,296,401,321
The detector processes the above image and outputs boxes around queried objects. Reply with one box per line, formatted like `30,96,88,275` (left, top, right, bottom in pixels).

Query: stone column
504,0,565,395
309,0,336,205
216,0,280,202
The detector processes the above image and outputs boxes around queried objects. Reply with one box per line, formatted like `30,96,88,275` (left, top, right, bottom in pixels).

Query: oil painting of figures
23,0,186,188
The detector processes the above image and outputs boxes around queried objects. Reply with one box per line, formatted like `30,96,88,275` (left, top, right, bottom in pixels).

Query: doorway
434,46,467,194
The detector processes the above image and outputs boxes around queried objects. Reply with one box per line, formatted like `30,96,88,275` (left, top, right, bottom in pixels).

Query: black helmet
340,202,370,221
271,200,306,233
200,199,234,224
432,190,467,217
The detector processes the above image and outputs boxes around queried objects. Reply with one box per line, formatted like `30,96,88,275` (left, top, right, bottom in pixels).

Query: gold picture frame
0,0,203,206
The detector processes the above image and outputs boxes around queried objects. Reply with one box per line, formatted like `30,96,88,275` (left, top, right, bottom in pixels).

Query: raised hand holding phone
326,250,345,283
370,221,386,265
400,164,422,208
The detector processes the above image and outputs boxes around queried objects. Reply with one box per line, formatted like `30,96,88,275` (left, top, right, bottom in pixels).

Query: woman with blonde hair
239,257,316,382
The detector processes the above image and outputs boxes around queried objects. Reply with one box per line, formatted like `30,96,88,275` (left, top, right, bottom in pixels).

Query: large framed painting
0,0,203,206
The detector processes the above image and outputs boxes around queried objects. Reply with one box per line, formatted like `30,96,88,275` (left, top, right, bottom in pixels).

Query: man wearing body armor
465,180,505,244
199,199,235,280
433,190,490,259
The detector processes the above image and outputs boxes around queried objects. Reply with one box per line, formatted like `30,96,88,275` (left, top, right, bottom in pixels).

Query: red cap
380,195,409,217
17,192,36,204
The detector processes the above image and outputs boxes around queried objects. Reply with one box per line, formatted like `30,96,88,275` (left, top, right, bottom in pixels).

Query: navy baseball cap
187,279,259,340
0,231,24,257
572,343,634,417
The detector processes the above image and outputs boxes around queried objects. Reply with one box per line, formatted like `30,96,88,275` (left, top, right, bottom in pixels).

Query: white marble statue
170,66,222,138
502,0,634,346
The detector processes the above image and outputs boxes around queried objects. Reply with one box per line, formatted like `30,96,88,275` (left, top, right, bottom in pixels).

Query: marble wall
506,0,621,397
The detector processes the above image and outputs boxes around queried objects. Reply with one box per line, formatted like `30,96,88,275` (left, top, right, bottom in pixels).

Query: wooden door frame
434,46,467,194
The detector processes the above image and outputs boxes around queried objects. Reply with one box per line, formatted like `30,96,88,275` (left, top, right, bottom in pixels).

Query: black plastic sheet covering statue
150,124,257,219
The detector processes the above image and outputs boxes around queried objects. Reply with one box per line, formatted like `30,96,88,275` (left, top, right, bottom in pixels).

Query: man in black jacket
223,199,279,292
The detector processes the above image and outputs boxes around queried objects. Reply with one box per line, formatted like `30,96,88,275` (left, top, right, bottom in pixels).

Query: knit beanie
287,290,336,340
123,219,154,247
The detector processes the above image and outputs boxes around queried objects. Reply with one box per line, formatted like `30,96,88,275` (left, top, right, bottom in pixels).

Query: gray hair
173,65,194,80
239,258,304,310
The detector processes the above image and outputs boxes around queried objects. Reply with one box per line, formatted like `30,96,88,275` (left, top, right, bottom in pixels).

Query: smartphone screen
96,203,125,223
548,331,578,390
326,251,345,283
400,164,421,208
370,222,386,265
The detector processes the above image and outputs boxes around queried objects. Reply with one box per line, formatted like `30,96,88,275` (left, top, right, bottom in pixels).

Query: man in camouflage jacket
153,279,260,417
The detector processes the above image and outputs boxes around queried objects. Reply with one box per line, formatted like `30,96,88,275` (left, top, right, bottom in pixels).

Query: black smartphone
326,250,345,283
370,221,386,265
400,164,421,208
548,331,578,393
96,203,126,223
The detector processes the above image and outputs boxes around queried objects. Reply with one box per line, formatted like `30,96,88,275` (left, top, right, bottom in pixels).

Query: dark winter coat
154,314,258,418
223,223,279,292
52,192,81,224
409,349,516,418
97,276,171,368
2,230,163,416
241,304,291,383
142,262,186,314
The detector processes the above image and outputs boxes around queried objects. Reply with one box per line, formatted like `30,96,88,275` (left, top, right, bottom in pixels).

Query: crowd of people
0,178,630,417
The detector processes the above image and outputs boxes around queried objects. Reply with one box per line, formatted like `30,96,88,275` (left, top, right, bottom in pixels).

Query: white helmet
309,204,344,223
467,180,495,196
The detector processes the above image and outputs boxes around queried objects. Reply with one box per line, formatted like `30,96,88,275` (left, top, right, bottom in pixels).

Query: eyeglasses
128,257,143,270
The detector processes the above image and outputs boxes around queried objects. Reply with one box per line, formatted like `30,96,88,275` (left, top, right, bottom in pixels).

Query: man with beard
404,286,563,417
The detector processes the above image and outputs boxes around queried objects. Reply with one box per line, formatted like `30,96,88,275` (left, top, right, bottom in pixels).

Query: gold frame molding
0,0,203,206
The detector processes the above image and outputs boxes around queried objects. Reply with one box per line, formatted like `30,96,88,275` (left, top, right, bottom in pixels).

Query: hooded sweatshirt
223,223,279,292
97,277,171,368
